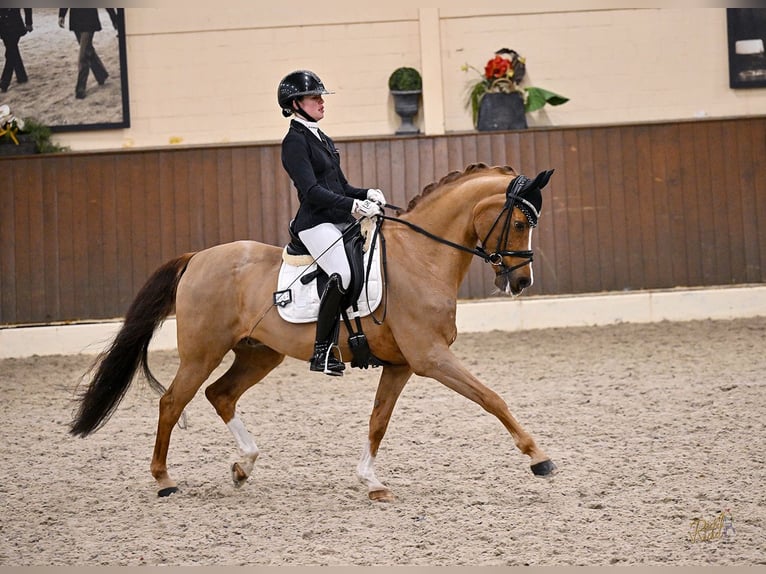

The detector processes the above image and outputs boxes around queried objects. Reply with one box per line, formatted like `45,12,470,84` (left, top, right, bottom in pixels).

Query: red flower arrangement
462,48,568,127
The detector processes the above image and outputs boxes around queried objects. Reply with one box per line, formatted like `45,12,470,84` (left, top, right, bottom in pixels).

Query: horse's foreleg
205,344,285,487
151,360,218,496
412,348,556,476
358,364,412,502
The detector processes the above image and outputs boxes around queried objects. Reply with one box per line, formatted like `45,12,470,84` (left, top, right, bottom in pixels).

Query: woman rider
278,70,386,376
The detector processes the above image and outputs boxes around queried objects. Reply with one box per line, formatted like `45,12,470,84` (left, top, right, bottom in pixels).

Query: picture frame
1,7,129,132
727,8,766,89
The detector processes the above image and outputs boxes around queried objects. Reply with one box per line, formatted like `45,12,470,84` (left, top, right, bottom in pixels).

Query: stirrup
310,344,345,376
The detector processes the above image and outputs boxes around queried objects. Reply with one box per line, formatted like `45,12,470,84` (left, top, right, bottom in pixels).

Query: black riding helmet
277,70,334,120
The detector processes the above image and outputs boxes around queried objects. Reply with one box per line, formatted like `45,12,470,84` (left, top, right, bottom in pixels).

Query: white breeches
298,222,352,290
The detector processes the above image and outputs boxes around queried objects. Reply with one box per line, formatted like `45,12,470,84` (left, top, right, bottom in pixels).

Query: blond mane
402,163,517,213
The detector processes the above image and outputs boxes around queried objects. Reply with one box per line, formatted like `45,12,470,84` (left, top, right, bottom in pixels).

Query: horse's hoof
531,459,558,477
231,462,248,487
157,486,179,497
369,489,395,503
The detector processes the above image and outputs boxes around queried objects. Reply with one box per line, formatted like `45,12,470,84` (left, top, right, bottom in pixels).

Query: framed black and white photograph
727,8,766,89
0,7,129,132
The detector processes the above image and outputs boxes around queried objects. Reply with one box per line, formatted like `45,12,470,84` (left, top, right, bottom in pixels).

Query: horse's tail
70,252,196,437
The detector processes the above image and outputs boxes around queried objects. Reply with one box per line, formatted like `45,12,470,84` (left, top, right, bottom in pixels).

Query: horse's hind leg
357,364,412,502
204,342,285,487
151,354,223,496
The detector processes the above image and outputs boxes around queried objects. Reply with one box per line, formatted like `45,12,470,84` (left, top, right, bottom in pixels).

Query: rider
278,69,386,376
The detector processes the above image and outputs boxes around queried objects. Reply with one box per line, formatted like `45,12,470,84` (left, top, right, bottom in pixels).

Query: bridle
379,174,538,277
365,174,541,324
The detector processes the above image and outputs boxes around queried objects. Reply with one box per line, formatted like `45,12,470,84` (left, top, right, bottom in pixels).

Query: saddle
274,219,386,369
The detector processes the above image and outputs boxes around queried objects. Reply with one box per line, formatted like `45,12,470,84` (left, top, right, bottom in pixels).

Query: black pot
477,92,527,131
391,90,421,135
0,133,37,156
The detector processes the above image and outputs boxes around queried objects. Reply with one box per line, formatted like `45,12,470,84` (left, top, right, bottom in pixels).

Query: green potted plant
388,66,422,135
462,48,568,131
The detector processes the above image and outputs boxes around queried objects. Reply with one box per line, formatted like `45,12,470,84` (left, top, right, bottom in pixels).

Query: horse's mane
401,162,517,214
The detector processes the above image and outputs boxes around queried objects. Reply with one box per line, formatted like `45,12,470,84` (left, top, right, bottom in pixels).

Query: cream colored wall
59,4,766,151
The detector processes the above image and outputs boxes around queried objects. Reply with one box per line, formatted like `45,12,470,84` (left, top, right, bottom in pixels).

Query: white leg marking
356,441,387,493
227,416,259,475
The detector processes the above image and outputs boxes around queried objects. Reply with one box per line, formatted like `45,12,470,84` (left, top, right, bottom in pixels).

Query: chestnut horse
70,163,558,501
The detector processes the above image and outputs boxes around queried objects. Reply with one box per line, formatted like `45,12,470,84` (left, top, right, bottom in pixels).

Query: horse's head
474,169,554,296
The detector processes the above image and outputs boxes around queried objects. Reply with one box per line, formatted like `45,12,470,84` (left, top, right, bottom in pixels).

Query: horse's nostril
517,277,531,289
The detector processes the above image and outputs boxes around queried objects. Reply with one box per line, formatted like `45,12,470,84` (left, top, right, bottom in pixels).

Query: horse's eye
514,220,526,231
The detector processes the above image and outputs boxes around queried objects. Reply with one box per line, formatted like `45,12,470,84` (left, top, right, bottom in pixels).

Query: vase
391,90,421,135
477,92,528,131
0,133,37,156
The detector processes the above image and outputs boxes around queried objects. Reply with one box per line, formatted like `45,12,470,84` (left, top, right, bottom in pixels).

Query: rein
365,182,535,324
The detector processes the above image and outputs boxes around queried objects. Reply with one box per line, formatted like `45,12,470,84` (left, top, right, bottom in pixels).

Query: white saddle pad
276,236,383,324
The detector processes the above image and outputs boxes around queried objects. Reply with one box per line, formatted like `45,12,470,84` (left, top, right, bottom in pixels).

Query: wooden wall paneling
185,149,205,252
488,132,507,168
589,128,615,291
98,155,119,319
431,136,450,188
215,149,235,246
55,157,76,320
169,152,191,257
402,138,421,210
690,123,716,285
121,154,142,309
88,156,109,318
68,158,91,319
230,148,250,241
41,159,62,322
737,120,761,282
387,138,405,207
706,122,733,284
605,127,629,291
544,129,569,294
415,137,435,197
0,161,16,323
11,159,32,322
721,121,747,283
373,140,392,193
678,124,703,286
3,118,766,326
113,156,135,313
141,153,163,291
617,128,643,290
749,119,766,280
22,159,46,322
254,147,276,245
659,124,689,287
634,126,660,289
575,129,604,293
157,150,177,262
562,129,586,293
242,147,263,242
200,149,220,247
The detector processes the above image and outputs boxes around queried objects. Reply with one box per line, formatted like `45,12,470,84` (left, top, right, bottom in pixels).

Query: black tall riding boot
309,273,346,376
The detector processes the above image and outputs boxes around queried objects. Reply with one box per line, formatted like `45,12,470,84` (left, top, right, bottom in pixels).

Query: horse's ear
530,169,554,191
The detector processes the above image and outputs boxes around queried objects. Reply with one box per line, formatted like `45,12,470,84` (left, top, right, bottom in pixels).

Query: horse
70,162,558,501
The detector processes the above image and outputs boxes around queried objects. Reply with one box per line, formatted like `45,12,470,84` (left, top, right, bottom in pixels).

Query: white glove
352,199,382,218
366,188,386,207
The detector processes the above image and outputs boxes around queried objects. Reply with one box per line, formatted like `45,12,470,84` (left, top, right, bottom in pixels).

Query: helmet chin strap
294,101,318,122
